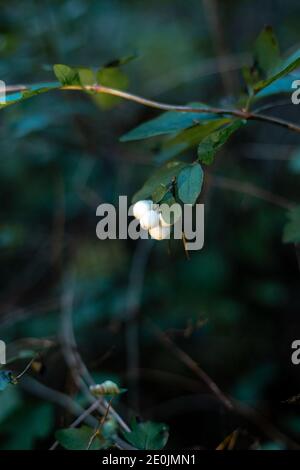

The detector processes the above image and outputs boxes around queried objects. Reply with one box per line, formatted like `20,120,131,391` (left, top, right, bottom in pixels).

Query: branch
62,84,300,134
149,320,300,449
212,176,295,210
148,318,234,411
20,377,133,450
59,272,131,434
5,81,300,134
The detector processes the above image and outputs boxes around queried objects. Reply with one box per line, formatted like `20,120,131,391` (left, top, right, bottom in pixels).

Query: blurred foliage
0,0,300,451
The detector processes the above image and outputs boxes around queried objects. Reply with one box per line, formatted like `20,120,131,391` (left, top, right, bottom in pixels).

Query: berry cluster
132,200,172,240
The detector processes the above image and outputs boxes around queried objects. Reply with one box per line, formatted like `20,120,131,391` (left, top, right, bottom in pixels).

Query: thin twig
60,272,131,435
213,175,295,210
14,356,36,381
125,239,154,411
87,398,113,450
149,320,300,449
50,399,102,450
21,376,97,428
216,431,234,450
148,319,233,410
227,429,239,450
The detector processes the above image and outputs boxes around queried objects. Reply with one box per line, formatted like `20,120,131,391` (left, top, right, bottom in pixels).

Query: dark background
0,0,300,450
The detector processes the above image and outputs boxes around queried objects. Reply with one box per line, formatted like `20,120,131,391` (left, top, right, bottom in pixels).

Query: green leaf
55,426,106,450
0,82,60,110
120,103,222,141
253,57,300,94
53,64,80,86
95,67,128,109
0,371,13,391
122,419,169,450
254,26,281,76
77,67,96,87
283,206,300,243
197,120,244,165
243,27,280,93
151,184,169,203
155,118,231,163
244,28,300,96
132,161,186,203
177,163,203,205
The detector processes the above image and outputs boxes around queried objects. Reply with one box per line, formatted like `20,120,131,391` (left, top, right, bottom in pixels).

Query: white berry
149,224,171,240
132,200,153,219
140,210,160,230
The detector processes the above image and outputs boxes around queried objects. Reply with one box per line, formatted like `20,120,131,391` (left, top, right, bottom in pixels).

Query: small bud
90,380,121,396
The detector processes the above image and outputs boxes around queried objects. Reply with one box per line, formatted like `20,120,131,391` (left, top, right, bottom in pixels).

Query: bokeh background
0,0,300,450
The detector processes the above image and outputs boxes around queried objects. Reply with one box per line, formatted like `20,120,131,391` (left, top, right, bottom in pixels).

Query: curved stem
62,84,300,134
62,84,245,116
6,82,300,134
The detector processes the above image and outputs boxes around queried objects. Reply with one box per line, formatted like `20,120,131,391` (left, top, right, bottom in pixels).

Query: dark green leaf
120,103,222,141
254,26,280,76
132,161,186,203
245,28,300,96
177,163,203,204
197,120,244,165
55,426,105,450
283,206,300,243
155,118,230,163
122,419,169,450
152,184,169,203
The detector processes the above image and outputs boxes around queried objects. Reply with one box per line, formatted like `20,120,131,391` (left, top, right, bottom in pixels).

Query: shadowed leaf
122,419,169,450
177,163,203,204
